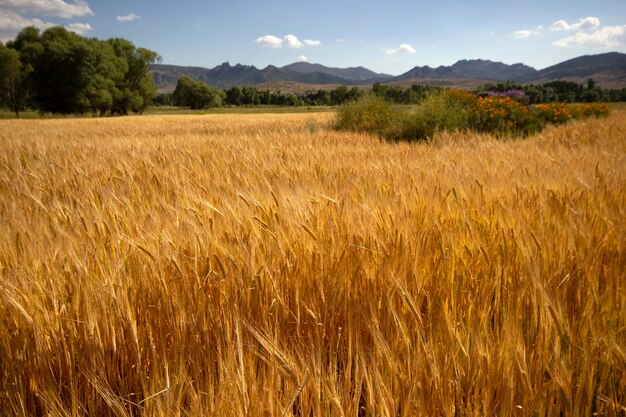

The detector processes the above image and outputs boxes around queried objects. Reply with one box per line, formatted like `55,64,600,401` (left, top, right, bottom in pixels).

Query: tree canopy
0,26,160,116
0,43,31,116
173,76,224,109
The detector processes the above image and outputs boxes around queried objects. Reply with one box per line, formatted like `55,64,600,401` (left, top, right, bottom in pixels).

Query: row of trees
0,26,160,116
477,80,626,104
165,76,626,111
166,79,368,109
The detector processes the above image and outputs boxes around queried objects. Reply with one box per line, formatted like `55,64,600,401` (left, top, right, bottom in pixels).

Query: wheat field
0,111,625,416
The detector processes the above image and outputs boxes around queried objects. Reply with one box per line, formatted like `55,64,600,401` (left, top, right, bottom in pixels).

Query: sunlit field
1,111,625,416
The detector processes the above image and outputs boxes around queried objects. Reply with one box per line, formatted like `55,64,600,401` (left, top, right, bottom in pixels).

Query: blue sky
1,0,625,75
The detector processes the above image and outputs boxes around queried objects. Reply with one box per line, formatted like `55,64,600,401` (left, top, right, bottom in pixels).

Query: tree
9,27,118,114
108,38,161,115
173,76,223,109
330,85,350,104
6,26,159,115
587,78,596,90
581,88,602,103
225,87,242,106
241,86,260,105
0,43,31,117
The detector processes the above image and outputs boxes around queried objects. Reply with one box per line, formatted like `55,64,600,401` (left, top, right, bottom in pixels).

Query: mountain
396,59,538,82
282,62,392,82
151,53,626,92
152,62,359,92
533,52,626,88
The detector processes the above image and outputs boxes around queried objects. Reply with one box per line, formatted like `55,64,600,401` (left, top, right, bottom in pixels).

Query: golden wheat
0,111,625,416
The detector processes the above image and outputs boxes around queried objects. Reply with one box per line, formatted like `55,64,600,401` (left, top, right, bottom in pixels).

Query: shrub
335,90,609,142
570,102,610,119
534,102,572,124
485,89,530,106
469,96,541,136
335,94,397,135
397,93,469,140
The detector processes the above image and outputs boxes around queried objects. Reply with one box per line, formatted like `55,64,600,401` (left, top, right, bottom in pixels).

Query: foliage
338,89,608,141
534,102,610,124
108,38,161,115
152,92,174,106
534,102,573,124
396,92,470,140
373,82,441,104
468,95,540,135
572,102,610,118
329,85,363,104
335,94,397,135
162,79,625,112
173,76,224,109
2,26,160,115
0,43,31,116
478,79,626,105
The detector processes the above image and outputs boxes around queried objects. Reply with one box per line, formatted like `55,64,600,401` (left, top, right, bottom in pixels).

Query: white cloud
282,34,303,48
550,16,600,32
117,12,141,22
398,44,416,54
513,29,541,39
0,9,54,41
255,34,320,49
385,43,416,55
553,25,626,48
296,55,307,62
0,9,53,30
255,34,283,48
336,38,344,43
65,21,91,34
513,30,533,39
0,0,93,18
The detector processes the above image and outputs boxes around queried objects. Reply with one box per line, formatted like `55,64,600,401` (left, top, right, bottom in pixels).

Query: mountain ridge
151,53,626,92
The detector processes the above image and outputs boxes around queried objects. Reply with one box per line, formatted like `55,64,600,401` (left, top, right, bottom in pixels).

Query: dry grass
0,111,625,416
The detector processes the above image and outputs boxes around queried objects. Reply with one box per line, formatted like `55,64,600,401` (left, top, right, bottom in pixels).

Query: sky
1,0,625,75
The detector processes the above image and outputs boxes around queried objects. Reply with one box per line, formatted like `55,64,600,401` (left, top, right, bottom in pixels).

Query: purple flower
487,89,526,98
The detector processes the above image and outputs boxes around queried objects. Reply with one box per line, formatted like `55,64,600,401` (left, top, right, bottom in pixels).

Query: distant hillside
282,62,391,82
151,53,626,92
532,52,626,88
395,59,538,82
253,77,497,94
152,62,356,92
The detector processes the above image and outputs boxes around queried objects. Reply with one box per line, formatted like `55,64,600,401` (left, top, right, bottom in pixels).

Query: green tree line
0,26,160,116
476,80,626,104
166,79,369,109
162,77,626,111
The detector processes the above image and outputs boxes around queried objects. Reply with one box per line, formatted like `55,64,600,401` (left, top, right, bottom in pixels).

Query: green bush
396,94,470,140
335,89,589,142
335,94,397,135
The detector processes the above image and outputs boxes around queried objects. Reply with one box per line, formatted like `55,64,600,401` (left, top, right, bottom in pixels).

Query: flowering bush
570,102,610,119
534,102,572,124
469,96,540,135
397,93,470,140
335,94,396,134
486,89,526,98
336,90,610,141
534,102,610,124
486,89,530,106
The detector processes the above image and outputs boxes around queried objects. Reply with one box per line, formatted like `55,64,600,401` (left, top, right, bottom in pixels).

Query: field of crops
1,111,625,416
